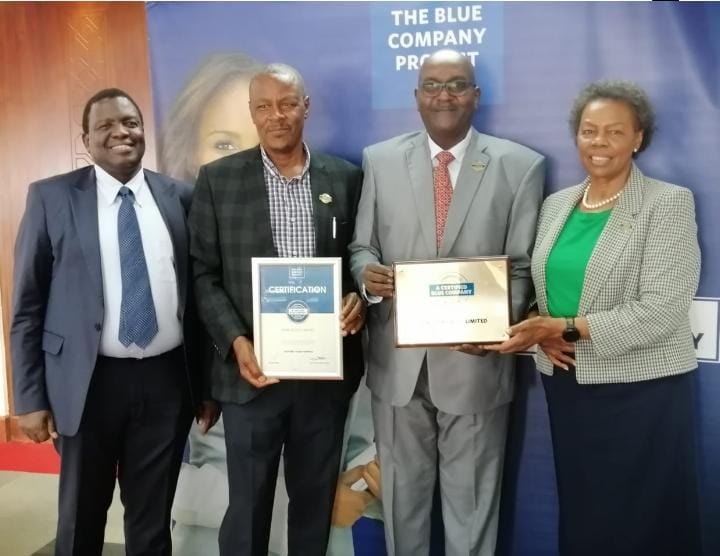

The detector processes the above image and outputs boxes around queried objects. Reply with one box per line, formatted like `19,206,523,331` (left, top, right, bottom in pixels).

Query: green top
545,206,612,317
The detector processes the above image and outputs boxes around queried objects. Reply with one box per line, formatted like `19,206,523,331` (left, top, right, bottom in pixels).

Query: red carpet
0,442,60,474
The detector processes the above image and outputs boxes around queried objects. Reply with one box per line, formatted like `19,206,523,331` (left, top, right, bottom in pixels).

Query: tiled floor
0,470,125,555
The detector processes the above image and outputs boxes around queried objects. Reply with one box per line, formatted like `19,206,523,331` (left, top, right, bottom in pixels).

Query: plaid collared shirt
261,144,315,258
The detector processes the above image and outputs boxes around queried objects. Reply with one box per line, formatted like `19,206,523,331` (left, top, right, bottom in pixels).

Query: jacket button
94,323,102,331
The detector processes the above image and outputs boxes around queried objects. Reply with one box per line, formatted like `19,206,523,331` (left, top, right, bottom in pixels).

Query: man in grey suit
11,88,214,555
349,50,545,555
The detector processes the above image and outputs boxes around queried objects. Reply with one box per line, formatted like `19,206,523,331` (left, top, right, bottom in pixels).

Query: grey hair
252,63,307,98
569,79,656,155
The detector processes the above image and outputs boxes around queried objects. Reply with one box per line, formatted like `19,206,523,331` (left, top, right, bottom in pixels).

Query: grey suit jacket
189,147,364,405
533,163,700,383
11,166,203,436
349,129,545,415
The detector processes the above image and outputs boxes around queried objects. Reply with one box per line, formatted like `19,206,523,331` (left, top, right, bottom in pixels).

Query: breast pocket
320,215,353,252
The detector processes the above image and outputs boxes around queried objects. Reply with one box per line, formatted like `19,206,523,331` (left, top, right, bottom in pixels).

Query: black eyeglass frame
419,79,478,97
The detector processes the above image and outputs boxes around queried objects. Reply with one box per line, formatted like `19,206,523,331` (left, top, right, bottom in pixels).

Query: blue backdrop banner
146,2,720,555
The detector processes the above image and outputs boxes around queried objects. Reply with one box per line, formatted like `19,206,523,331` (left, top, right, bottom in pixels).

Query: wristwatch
562,317,580,343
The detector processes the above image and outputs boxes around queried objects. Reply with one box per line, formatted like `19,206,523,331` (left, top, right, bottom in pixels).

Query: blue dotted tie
117,186,158,348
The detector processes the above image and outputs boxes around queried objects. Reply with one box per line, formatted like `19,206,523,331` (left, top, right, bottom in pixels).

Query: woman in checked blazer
487,80,702,556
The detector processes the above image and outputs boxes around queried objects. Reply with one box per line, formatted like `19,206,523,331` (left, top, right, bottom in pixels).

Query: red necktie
433,151,455,251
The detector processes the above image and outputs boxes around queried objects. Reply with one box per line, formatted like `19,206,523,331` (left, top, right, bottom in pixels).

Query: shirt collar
95,165,146,207
260,143,311,181
427,128,473,164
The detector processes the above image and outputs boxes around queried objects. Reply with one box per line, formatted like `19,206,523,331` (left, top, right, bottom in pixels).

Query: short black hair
82,88,144,134
569,80,656,155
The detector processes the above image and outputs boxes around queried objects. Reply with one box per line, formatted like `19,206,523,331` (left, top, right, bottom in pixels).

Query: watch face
562,327,580,343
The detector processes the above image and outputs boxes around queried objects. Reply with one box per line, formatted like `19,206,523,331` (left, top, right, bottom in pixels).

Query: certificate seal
286,300,310,322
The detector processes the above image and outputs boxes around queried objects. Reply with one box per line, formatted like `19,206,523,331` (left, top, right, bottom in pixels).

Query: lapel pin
471,161,487,172
319,193,333,204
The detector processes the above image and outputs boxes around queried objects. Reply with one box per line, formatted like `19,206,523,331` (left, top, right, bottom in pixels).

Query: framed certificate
393,256,511,347
251,257,343,379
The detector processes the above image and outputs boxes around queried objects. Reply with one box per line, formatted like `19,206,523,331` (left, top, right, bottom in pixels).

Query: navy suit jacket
11,166,203,436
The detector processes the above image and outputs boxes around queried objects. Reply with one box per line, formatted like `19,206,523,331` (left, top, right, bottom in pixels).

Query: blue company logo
370,2,504,109
288,266,305,280
429,282,475,297
286,300,310,322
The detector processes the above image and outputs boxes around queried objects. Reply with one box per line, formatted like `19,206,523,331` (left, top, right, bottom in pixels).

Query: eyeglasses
420,79,476,97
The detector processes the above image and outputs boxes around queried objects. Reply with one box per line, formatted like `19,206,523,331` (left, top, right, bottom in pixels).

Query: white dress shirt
95,165,182,358
427,127,472,190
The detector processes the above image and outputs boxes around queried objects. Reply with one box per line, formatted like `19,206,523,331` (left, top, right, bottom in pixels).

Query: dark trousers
219,382,349,556
542,369,702,556
54,348,193,556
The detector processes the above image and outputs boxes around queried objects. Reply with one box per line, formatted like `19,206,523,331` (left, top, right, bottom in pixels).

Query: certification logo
429,282,475,297
288,266,305,280
286,300,310,322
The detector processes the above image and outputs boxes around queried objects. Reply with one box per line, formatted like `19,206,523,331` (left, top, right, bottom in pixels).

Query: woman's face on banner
196,78,259,166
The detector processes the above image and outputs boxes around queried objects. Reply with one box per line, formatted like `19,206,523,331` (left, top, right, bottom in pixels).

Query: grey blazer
533,164,700,383
11,166,203,436
349,129,545,415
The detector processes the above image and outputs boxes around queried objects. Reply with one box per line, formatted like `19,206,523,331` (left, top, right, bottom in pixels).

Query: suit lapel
243,150,277,255
578,164,644,314
441,131,490,257
146,170,189,314
309,155,334,256
406,135,437,257
70,167,103,297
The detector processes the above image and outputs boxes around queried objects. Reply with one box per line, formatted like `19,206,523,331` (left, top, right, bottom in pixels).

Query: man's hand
195,400,221,434
363,263,394,298
331,465,375,527
362,457,382,500
19,410,57,443
449,344,487,356
340,292,366,336
232,336,279,389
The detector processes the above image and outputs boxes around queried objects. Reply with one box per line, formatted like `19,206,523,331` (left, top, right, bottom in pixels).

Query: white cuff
361,283,383,305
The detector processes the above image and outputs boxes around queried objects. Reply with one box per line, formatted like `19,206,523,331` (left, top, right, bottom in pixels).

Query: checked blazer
533,164,700,383
188,146,364,404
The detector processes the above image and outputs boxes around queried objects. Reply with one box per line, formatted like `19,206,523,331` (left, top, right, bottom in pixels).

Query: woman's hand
485,316,565,353
539,337,576,370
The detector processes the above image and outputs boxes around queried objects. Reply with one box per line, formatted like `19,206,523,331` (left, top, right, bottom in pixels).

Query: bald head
419,50,475,86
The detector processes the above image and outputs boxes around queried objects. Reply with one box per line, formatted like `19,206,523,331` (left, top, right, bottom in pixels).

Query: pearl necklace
581,184,622,210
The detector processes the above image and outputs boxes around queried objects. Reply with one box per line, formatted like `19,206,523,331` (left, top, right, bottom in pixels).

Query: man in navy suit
10,88,215,555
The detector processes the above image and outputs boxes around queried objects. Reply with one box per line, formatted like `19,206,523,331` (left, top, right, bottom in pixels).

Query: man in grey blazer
11,88,213,555
349,50,545,555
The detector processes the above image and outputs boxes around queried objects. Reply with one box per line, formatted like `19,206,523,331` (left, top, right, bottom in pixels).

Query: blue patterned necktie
117,186,158,348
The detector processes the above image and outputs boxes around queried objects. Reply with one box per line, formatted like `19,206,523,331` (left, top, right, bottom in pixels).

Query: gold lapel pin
471,162,487,172
319,193,333,204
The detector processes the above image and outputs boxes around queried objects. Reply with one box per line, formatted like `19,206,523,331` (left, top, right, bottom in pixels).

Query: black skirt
542,369,702,556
